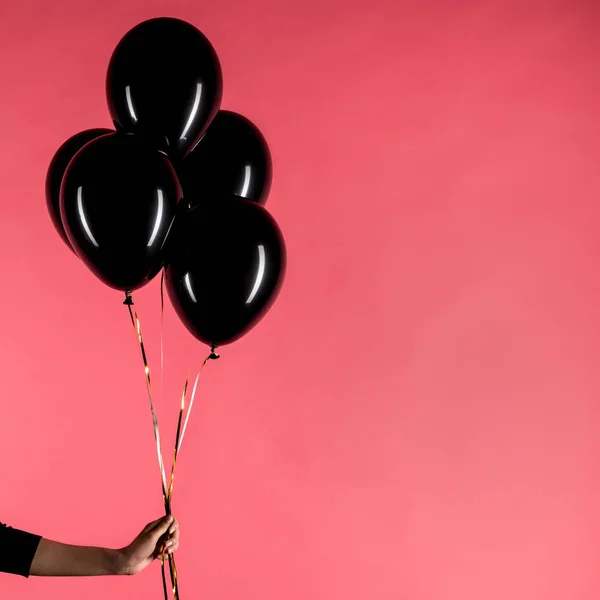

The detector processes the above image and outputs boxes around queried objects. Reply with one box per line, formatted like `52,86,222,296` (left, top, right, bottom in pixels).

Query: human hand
117,515,180,575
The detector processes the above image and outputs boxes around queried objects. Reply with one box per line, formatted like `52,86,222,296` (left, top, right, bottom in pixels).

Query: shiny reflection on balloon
180,83,203,141
76,186,99,247
147,189,164,247
246,245,265,304
240,165,252,197
125,85,138,122
184,272,198,303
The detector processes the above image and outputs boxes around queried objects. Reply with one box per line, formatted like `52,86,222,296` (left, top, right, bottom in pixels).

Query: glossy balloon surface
46,128,113,251
165,198,286,347
179,110,272,206
106,17,223,161
60,133,181,291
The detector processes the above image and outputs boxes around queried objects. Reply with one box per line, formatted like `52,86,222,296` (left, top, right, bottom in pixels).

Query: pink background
2,0,600,598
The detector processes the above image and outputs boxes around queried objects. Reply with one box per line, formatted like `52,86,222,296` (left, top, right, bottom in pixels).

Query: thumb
147,516,174,544
142,516,166,534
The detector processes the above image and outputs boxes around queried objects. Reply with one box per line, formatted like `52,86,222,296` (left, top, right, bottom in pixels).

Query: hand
117,515,180,576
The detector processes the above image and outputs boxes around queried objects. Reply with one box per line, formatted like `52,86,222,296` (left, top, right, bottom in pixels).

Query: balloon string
178,353,211,454
166,372,190,504
161,348,219,600
178,372,200,455
124,291,180,600
162,351,216,595
160,557,169,599
124,292,168,500
166,345,215,504
160,270,165,401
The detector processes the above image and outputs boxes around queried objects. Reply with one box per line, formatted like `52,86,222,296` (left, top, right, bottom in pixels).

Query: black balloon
179,110,272,207
60,133,181,291
106,17,223,161
46,128,114,251
165,198,286,347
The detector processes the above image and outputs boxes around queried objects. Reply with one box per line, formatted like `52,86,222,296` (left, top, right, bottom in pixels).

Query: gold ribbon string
166,374,190,509
124,295,168,501
166,343,220,503
157,274,179,597
178,372,200,455
124,291,179,600
161,563,169,600
124,287,220,599
178,354,211,453
160,270,165,400
161,358,213,592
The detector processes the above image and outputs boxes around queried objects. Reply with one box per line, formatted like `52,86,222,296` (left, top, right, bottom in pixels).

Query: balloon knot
123,291,134,306
209,344,220,360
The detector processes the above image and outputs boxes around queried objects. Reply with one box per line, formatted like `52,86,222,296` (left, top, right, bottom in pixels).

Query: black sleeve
0,522,42,577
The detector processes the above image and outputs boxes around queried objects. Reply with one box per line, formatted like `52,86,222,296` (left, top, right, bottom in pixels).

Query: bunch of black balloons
46,17,286,349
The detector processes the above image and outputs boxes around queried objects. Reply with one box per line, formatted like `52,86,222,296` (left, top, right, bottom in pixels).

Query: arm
16,515,178,577
30,540,124,577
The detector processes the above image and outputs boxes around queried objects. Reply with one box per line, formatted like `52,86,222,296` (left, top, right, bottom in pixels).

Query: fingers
169,518,180,552
159,538,178,556
168,518,179,538
142,516,181,562
158,518,180,556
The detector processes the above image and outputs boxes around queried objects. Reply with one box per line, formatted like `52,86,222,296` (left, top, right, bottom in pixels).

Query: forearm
29,538,126,577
